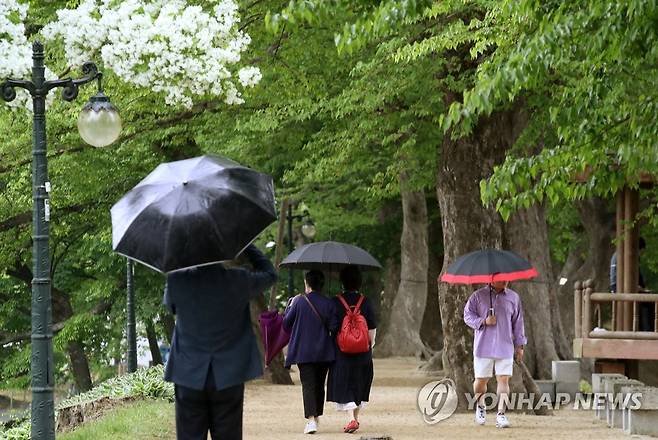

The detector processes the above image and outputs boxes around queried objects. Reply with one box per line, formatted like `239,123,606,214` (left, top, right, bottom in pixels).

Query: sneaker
475,405,486,425
304,420,318,434
496,413,510,428
343,420,359,433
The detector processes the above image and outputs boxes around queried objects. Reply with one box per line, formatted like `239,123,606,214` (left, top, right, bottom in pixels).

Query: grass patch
58,400,175,440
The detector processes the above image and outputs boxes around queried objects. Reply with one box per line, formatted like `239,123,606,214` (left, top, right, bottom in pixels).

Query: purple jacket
283,291,339,367
464,286,527,359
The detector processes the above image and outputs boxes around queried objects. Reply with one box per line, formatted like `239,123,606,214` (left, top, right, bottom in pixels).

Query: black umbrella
279,241,382,272
440,249,538,284
111,155,276,273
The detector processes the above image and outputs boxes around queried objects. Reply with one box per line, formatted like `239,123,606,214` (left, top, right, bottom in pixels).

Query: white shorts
474,357,513,378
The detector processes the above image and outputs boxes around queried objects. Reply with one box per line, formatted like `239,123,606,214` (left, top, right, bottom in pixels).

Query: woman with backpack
327,265,377,434
283,270,338,434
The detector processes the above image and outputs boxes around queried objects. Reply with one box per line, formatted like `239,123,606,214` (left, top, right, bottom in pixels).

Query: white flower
2,0,262,109
238,67,262,88
0,0,56,109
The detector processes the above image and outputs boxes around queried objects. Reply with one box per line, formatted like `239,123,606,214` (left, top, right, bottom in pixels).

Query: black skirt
327,349,373,406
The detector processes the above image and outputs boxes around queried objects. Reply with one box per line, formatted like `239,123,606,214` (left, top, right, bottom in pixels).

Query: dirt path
243,357,640,439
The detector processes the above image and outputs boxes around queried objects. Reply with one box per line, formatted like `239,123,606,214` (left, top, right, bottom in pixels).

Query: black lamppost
0,41,121,440
286,205,316,296
126,258,137,373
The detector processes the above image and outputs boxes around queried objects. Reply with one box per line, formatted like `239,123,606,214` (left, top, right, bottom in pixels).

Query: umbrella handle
489,307,495,317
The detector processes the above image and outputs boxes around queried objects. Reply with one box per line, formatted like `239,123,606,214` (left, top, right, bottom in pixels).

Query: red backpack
336,294,370,354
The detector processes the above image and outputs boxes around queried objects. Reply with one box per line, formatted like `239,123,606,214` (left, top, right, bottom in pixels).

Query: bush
0,366,173,439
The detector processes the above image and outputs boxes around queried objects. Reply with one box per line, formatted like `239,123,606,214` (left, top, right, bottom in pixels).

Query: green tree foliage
439,0,658,221
0,0,437,387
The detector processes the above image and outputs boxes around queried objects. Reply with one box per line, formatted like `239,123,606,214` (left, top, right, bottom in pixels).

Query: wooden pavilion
573,178,658,376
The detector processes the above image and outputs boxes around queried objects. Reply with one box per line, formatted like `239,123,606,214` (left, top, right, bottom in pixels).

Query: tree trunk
437,104,570,405
437,110,513,407
66,341,92,392
376,174,429,357
53,289,93,392
160,313,176,345
435,104,563,408
145,318,163,366
421,213,443,352
556,198,615,340
376,257,400,341
504,205,569,377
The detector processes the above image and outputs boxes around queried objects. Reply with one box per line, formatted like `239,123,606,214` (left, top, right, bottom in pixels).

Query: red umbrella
440,249,538,316
440,249,538,284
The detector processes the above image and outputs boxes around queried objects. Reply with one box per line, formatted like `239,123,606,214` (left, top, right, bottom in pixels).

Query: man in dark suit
164,244,277,440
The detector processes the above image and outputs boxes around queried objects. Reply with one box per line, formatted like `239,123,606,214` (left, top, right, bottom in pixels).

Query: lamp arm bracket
44,62,100,102
0,80,36,102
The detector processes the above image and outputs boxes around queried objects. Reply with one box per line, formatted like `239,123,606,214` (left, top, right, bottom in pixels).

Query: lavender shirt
463,286,527,359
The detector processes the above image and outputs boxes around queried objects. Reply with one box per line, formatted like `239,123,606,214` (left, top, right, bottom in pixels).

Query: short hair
340,265,362,291
639,237,647,250
305,270,325,291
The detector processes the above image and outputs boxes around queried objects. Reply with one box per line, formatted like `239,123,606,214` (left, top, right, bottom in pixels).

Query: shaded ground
245,357,637,439
59,357,649,439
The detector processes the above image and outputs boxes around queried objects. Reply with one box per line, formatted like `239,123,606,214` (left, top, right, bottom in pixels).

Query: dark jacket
282,291,338,367
163,245,277,390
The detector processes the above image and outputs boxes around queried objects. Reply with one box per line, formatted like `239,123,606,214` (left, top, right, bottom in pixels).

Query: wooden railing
574,279,658,340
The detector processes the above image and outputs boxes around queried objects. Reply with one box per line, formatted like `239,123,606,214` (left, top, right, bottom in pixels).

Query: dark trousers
298,362,331,419
175,369,244,440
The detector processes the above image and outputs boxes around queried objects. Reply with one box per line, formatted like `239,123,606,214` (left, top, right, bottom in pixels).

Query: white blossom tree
1,0,262,108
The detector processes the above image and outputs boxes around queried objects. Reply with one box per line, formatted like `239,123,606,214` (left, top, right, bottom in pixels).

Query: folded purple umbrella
258,310,290,366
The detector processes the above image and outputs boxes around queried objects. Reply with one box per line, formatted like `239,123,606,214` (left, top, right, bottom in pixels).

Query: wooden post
583,279,593,338
268,198,291,311
622,188,639,331
655,303,658,333
615,190,625,330
611,290,616,331
633,301,638,332
574,281,583,338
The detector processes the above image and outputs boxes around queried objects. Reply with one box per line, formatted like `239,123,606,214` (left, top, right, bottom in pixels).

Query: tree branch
0,201,93,232
0,321,66,346
0,146,85,174
0,298,114,347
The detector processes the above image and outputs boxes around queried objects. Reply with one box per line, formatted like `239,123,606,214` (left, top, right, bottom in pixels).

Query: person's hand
515,346,524,362
485,315,497,326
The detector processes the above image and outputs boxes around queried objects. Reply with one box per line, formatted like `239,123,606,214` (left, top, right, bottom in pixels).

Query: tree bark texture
504,204,569,376
376,174,429,357
556,197,615,340
160,313,176,345
66,341,92,392
421,247,443,352
145,318,163,366
436,106,567,405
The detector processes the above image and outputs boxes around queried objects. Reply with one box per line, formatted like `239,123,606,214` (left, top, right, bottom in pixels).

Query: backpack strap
303,294,329,333
337,294,352,315
354,294,365,314
338,294,365,315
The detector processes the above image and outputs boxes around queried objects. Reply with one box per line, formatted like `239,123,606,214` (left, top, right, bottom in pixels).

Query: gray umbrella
111,155,276,273
279,241,382,271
